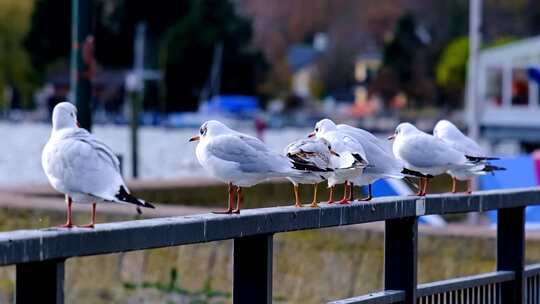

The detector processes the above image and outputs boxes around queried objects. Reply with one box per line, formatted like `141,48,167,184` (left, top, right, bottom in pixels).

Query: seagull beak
308,132,315,138
76,121,81,128
330,150,340,157
387,135,395,140
189,135,200,142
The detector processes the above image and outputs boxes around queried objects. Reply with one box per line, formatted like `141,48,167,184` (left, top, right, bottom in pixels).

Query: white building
478,36,540,144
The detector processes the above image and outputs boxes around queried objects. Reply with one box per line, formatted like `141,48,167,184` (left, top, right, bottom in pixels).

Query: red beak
308,132,315,138
76,121,81,128
387,135,395,140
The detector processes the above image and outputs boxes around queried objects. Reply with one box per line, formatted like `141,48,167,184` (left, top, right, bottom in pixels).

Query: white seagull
42,102,154,228
389,122,480,196
337,123,428,200
310,119,369,204
433,120,505,193
284,137,337,207
190,120,311,213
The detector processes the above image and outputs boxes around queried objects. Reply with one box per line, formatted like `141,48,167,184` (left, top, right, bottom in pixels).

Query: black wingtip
466,155,500,162
401,168,432,178
116,186,155,209
483,164,506,172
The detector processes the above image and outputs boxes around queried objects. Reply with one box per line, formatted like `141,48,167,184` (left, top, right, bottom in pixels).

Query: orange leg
214,183,234,214
467,178,472,194
348,182,355,201
79,203,96,228
338,181,351,204
412,178,424,196
59,195,74,228
233,186,242,214
359,184,373,201
451,177,457,193
310,183,319,208
420,177,429,196
327,186,335,204
293,184,301,207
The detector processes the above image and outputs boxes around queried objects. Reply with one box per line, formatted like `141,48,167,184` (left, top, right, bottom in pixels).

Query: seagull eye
199,128,204,135
315,128,319,132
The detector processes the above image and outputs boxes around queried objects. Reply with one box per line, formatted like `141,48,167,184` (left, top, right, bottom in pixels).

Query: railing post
233,234,273,304
385,217,418,304
497,206,525,304
16,259,65,304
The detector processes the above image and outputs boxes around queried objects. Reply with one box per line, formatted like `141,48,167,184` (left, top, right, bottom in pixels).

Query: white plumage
42,102,153,227
192,120,307,213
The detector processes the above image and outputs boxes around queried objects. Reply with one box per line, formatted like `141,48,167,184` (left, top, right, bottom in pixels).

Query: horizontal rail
327,290,405,304
417,271,515,297
525,263,540,277
0,187,538,266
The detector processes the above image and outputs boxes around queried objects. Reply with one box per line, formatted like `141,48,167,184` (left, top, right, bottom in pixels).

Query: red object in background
255,117,267,141
533,150,540,184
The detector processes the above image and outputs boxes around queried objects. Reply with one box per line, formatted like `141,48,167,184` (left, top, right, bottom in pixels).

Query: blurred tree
25,0,266,112
160,0,267,112
0,0,35,109
24,0,71,75
436,36,515,107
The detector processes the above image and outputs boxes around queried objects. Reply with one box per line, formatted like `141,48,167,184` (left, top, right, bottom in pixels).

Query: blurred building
478,36,540,149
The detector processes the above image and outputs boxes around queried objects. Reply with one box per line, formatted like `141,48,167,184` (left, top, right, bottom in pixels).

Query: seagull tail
116,186,155,209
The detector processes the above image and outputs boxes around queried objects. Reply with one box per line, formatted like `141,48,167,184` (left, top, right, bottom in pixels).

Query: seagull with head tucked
310,119,369,204
389,122,480,196
337,123,429,201
190,120,315,213
284,137,337,207
433,120,505,193
42,102,155,228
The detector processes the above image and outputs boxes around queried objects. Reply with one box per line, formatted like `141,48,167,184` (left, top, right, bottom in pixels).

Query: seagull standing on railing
337,123,429,201
433,120,505,194
190,120,316,214
310,119,369,204
283,137,337,207
42,102,155,228
389,122,482,196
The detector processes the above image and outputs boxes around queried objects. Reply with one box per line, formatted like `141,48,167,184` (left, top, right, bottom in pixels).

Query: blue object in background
480,155,540,228
527,66,540,85
203,95,260,115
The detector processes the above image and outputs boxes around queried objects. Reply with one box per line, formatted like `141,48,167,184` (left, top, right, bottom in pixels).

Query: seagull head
389,122,417,140
309,119,337,138
433,120,461,139
52,102,80,131
189,120,233,142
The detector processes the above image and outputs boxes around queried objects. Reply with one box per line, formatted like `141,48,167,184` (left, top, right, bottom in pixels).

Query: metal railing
1,187,539,303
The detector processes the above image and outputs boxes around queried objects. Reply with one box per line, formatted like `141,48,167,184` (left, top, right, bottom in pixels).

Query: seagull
42,102,155,228
433,120,505,193
190,120,314,214
337,123,428,201
389,122,480,196
310,119,369,204
284,137,337,207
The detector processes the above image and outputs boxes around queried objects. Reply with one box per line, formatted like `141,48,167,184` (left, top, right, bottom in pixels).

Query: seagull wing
207,134,293,174
399,134,467,168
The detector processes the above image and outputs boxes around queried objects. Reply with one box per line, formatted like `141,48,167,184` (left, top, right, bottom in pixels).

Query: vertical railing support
497,206,525,304
233,234,273,304
385,217,418,304
16,259,65,304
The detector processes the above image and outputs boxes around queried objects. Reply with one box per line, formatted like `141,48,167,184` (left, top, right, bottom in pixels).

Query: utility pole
466,0,482,141
127,23,146,179
70,0,94,131
466,0,482,224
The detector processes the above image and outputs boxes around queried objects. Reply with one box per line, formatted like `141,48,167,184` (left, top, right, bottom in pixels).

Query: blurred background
1,0,540,303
